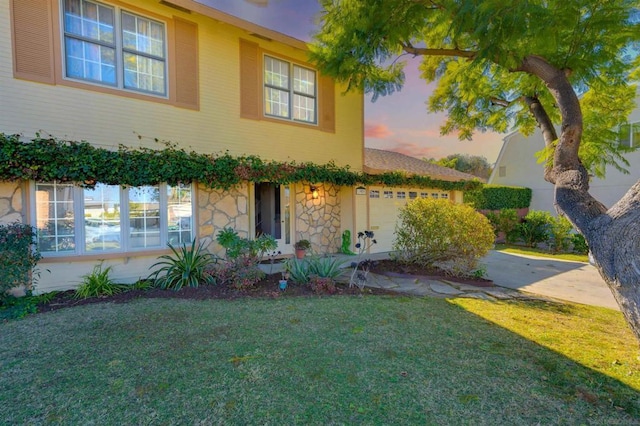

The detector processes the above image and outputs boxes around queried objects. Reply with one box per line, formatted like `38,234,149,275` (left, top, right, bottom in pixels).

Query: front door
255,183,292,254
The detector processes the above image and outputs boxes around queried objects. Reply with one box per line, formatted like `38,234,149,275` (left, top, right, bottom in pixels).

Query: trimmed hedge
464,185,532,210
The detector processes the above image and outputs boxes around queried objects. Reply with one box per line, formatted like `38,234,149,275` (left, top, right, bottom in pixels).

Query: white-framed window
369,190,380,198
397,191,406,199
440,193,449,199
420,192,428,198
264,55,316,123
62,0,167,96
34,182,193,255
409,191,417,199
619,121,640,148
383,190,393,199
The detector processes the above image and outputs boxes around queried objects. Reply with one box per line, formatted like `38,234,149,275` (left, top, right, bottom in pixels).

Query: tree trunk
519,55,640,344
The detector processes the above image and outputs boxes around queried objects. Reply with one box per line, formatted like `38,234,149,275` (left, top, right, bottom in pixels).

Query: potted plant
294,239,311,259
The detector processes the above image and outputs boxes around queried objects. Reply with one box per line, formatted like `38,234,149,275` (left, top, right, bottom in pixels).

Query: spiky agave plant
149,239,216,290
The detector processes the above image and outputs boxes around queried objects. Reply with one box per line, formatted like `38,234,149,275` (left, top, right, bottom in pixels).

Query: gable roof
364,148,481,182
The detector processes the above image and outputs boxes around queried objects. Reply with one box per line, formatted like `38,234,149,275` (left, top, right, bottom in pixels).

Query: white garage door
368,187,450,253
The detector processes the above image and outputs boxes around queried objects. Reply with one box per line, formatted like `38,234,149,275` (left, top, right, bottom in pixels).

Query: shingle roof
364,148,482,182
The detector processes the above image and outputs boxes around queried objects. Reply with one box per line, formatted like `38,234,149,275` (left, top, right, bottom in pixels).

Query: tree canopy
310,0,640,343
426,154,493,179
310,0,639,177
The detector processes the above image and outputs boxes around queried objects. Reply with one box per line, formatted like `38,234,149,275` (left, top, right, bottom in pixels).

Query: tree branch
489,97,513,107
515,55,607,230
401,43,476,58
524,96,558,183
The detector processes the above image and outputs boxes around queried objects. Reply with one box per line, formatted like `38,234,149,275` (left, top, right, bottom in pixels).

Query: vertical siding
490,94,640,214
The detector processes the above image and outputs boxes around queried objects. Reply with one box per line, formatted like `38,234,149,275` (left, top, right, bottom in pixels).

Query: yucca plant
74,262,122,299
149,240,216,291
307,256,347,280
283,258,311,284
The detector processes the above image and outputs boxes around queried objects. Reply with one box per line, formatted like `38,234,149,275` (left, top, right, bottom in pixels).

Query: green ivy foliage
0,134,481,191
464,185,532,210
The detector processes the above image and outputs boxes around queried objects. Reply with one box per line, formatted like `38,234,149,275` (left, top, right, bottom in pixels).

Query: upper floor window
619,122,640,148
34,182,192,256
264,55,316,123
62,0,167,96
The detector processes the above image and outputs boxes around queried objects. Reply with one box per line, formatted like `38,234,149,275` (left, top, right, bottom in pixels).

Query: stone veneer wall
295,183,341,254
0,181,24,224
196,183,250,256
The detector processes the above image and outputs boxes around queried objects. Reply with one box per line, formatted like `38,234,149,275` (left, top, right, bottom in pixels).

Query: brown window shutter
173,17,199,110
318,75,335,133
239,39,261,120
10,0,55,84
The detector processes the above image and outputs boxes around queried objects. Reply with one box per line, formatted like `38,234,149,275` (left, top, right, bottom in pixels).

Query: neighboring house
0,0,477,292
489,95,640,214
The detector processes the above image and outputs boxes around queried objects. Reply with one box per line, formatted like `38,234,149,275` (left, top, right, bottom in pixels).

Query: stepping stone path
339,272,557,303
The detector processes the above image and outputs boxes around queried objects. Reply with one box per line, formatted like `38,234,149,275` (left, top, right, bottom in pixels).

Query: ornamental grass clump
74,263,122,299
393,198,494,276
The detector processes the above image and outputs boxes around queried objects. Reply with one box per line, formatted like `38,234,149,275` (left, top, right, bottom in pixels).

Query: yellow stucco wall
0,0,364,169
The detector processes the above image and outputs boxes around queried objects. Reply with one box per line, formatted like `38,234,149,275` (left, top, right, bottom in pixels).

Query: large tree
310,0,640,340
427,154,493,179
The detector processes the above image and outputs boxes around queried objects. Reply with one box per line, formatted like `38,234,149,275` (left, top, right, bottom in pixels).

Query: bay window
34,182,192,255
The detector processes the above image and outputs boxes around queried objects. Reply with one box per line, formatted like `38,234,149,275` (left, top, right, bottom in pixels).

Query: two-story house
1,0,476,292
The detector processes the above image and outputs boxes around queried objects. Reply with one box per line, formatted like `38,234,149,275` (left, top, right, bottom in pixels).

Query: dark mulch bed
34,259,492,314
36,273,393,314
369,259,494,287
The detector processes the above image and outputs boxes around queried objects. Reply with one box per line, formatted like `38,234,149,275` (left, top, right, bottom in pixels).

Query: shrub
75,263,123,299
0,291,58,320
216,227,277,262
210,257,265,290
0,222,42,296
393,198,495,275
309,276,337,295
464,185,532,210
485,208,520,243
571,233,589,254
214,228,275,289
149,240,216,290
518,210,552,248
548,215,574,253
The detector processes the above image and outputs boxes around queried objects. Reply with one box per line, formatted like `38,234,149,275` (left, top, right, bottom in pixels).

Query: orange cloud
364,123,393,139
390,142,440,159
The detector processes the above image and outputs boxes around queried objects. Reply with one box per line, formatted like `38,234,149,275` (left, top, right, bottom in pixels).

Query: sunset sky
199,0,504,162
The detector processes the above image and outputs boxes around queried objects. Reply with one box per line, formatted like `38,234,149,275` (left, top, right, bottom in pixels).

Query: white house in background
489,95,640,214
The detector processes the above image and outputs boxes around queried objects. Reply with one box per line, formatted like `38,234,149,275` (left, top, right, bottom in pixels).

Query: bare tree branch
401,43,476,58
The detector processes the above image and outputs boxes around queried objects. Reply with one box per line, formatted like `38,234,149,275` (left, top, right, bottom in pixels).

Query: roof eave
159,0,309,51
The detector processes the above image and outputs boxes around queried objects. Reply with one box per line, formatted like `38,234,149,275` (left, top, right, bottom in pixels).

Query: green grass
1,296,639,424
495,243,590,262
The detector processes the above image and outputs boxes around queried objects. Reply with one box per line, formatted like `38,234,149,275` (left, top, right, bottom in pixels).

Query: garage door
368,187,450,252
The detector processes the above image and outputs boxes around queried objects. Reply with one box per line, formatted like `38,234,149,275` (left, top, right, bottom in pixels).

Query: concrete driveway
481,250,618,310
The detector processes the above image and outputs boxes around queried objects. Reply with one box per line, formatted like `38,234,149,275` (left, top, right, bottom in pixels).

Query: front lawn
494,243,590,263
1,296,638,424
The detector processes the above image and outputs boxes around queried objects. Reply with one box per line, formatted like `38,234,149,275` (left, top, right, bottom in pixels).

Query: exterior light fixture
310,185,319,199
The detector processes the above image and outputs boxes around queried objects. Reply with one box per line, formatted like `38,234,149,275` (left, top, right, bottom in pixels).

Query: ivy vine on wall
0,134,482,191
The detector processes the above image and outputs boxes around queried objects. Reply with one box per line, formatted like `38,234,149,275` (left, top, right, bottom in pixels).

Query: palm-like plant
149,240,216,290
74,262,122,299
